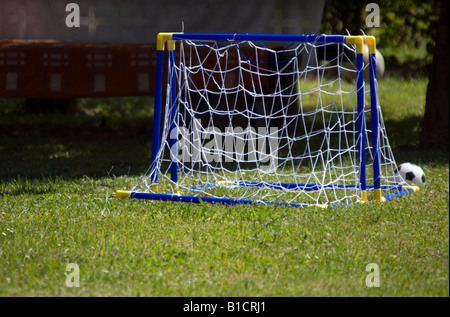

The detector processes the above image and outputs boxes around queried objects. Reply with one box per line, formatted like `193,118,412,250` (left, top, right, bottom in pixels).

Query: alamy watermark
65,3,80,28
170,120,279,166
365,263,380,287
65,263,80,288
366,3,380,28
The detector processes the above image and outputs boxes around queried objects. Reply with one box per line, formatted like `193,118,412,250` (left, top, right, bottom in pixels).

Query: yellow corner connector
171,182,180,195
360,190,368,203
365,36,377,55
157,32,183,51
373,188,386,202
156,32,176,51
402,185,421,192
313,204,329,209
116,190,131,199
346,36,364,54
150,184,159,193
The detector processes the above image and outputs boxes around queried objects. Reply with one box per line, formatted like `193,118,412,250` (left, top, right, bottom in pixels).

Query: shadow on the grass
0,123,152,182
0,111,447,184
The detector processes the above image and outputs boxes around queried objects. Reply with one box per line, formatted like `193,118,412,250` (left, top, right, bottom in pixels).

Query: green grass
0,76,448,297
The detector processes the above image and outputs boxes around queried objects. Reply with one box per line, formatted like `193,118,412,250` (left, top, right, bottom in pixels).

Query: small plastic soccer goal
116,33,419,208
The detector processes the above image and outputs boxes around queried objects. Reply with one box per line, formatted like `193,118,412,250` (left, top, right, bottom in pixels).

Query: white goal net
128,34,405,207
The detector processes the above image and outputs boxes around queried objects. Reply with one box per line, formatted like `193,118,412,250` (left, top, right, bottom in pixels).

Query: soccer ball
363,44,385,79
394,163,426,188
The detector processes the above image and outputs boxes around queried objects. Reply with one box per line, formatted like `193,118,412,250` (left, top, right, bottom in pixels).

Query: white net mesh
133,36,404,206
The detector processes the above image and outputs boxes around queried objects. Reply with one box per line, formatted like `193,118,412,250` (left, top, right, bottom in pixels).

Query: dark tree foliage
321,0,448,150
320,0,440,75
420,0,449,149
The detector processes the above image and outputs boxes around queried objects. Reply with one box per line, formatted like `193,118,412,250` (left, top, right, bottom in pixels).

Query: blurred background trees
321,0,441,76
420,0,448,149
321,0,448,149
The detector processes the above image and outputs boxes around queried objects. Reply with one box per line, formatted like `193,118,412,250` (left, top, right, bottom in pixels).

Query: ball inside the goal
363,44,385,78
394,162,426,189
342,44,385,82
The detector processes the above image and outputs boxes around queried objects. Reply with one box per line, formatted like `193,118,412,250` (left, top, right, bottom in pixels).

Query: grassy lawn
0,76,448,297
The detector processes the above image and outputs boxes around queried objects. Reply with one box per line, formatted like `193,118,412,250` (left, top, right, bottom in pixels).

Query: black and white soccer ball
394,163,426,189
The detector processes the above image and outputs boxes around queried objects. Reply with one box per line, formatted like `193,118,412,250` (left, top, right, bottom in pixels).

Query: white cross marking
80,6,104,38
9,5,37,38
